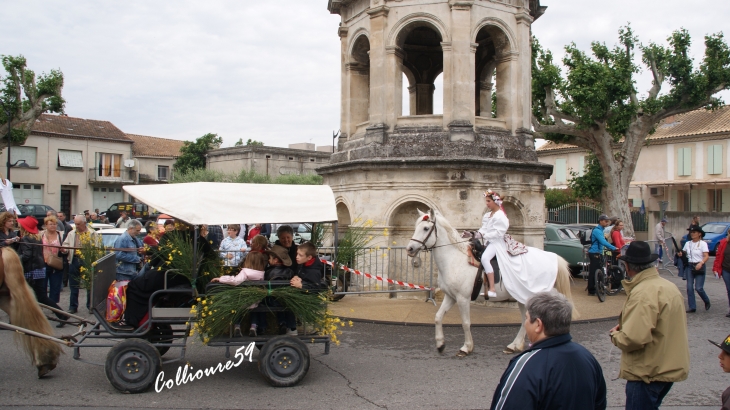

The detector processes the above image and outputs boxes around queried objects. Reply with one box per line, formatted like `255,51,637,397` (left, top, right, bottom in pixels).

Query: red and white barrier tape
320,258,434,291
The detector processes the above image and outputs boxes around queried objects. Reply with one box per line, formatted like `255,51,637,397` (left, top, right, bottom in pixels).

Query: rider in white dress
477,190,506,298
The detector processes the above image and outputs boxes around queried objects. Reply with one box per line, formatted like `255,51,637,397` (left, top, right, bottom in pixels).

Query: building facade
206,145,332,176
537,106,730,236
0,114,183,217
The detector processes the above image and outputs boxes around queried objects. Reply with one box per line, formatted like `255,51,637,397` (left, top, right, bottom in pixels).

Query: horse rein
411,217,476,252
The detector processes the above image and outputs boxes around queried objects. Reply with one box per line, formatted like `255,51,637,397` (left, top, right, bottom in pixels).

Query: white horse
406,209,576,356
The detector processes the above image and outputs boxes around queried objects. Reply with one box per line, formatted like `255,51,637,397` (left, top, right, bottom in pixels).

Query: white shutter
578,155,585,176
9,146,37,167
555,159,567,183
58,150,83,168
707,145,723,175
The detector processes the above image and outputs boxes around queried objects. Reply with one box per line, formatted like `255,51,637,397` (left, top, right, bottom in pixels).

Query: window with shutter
555,158,567,183
678,148,692,176
58,150,83,168
578,156,585,177
10,146,37,167
707,145,723,175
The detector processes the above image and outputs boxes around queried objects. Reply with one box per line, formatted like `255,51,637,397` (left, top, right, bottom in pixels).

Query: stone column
441,41,453,128
478,59,496,117
348,63,370,137
448,1,476,141
415,84,435,115
495,53,517,132
339,26,349,143
515,12,534,132
408,85,417,116
365,6,389,143
385,45,404,130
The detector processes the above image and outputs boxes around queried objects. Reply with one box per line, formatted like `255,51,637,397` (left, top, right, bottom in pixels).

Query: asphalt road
1,264,729,409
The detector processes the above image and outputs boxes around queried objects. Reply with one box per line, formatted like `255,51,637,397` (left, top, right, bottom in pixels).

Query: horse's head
406,209,437,257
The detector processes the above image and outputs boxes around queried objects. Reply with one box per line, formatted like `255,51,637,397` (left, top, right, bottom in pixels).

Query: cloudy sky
2,1,728,149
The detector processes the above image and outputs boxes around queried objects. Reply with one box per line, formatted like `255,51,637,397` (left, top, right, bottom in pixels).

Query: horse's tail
2,247,62,368
555,255,580,319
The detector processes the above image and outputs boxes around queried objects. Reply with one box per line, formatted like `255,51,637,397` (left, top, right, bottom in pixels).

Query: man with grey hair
113,219,144,281
610,241,689,410
491,291,606,410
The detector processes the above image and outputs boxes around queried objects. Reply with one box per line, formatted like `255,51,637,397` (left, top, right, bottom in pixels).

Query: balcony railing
88,168,136,184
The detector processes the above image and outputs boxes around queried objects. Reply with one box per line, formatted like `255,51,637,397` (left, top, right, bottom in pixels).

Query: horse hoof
503,347,516,354
456,350,469,357
437,344,445,354
37,363,56,378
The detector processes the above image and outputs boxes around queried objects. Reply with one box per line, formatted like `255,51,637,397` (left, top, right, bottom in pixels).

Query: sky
1,1,728,149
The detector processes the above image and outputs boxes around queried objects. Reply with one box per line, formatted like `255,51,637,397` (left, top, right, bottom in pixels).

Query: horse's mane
434,212,469,256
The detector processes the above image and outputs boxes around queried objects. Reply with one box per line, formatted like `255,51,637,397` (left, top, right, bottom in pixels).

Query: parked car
680,222,730,255
100,227,147,249
102,202,150,224
543,223,585,275
0,203,56,230
269,223,312,244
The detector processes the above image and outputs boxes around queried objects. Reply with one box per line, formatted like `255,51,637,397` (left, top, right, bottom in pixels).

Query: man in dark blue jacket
491,292,607,410
588,214,617,295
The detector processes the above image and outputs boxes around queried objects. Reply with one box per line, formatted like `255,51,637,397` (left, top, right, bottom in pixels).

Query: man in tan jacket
609,241,689,410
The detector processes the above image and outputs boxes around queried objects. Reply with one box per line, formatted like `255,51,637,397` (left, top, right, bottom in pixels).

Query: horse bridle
410,217,438,251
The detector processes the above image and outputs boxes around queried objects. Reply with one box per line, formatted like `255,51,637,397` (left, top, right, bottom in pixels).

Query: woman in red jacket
713,230,730,317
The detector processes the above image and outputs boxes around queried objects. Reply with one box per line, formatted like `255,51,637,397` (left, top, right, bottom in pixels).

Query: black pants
588,253,602,294
29,278,68,320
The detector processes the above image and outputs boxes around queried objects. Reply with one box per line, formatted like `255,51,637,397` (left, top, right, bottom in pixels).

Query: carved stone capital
338,26,349,38
385,45,405,59
346,62,369,73
449,0,474,11
440,41,453,52
367,5,390,18
496,51,520,63
515,12,533,26
470,42,479,53
480,81,493,91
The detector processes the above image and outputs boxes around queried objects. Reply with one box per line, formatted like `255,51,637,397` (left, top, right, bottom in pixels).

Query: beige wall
538,136,730,214
137,157,176,182
0,134,134,215
206,146,331,176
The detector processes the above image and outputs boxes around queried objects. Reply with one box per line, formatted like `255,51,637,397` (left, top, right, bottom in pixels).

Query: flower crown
483,189,503,206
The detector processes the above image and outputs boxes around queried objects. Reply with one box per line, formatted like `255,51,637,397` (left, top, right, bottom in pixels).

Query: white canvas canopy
123,182,338,226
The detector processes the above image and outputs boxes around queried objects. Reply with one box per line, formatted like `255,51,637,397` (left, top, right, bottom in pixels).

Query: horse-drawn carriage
0,182,339,393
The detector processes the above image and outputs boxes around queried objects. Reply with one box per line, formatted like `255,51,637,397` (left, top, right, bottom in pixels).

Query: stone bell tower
320,0,551,248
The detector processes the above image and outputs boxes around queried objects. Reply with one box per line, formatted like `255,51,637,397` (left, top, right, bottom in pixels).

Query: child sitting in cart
248,245,295,336
211,251,266,285
248,242,326,337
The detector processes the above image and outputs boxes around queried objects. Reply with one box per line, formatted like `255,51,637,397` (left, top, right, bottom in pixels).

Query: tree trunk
596,147,635,238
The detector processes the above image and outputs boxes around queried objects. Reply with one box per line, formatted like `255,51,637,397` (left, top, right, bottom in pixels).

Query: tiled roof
31,114,131,142
536,106,730,152
126,134,185,158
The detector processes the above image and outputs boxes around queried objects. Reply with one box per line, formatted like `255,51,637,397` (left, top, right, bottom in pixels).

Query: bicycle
594,249,626,302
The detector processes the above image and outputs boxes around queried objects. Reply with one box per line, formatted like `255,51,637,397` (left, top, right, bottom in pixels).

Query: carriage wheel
105,338,161,394
148,323,173,356
258,336,310,387
595,269,607,303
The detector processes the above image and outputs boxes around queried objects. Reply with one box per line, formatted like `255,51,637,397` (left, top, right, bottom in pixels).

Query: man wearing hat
609,241,689,410
654,217,669,266
587,214,617,296
709,335,730,409
679,225,710,313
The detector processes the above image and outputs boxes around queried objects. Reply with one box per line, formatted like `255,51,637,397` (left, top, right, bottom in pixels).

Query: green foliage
172,167,323,185
156,229,221,292
234,138,243,147
246,139,264,146
192,286,326,340
568,154,606,202
173,133,222,175
0,55,64,146
544,189,577,209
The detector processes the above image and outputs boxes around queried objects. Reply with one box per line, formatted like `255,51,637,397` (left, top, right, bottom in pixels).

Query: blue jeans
116,272,137,282
68,258,90,311
722,270,730,309
686,265,710,310
625,380,673,410
654,243,663,262
46,265,64,304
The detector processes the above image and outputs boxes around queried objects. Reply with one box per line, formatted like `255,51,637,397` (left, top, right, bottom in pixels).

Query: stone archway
473,23,514,121
394,21,444,116
387,199,434,246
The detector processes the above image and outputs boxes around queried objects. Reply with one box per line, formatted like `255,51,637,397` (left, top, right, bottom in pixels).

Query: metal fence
318,246,436,302
646,232,679,276
217,247,437,302
548,202,649,232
